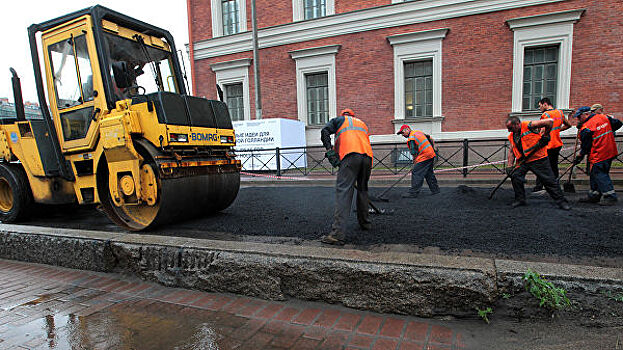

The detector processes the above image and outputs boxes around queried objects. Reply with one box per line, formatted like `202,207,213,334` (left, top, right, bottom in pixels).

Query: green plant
603,291,623,302
522,269,571,310
477,307,493,324
502,293,512,299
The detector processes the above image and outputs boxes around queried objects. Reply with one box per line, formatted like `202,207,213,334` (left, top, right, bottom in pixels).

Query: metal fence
235,135,623,178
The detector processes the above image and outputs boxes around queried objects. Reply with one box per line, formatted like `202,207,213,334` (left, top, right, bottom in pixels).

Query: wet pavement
0,259,465,350
20,186,623,268
1,259,622,350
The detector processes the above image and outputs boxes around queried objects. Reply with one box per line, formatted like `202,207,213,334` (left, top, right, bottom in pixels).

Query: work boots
556,200,571,211
511,200,527,208
599,196,618,206
578,195,601,203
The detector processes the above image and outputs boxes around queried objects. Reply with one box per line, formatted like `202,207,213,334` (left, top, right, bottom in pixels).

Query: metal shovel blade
563,182,576,193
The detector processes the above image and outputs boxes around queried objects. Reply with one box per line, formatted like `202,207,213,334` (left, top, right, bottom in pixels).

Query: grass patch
522,269,571,310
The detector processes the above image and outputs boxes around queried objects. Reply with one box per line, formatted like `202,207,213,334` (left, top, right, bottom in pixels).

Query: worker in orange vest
397,125,439,198
320,108,374,245
573,106,622,205
532,97,572,193
506,116,570,210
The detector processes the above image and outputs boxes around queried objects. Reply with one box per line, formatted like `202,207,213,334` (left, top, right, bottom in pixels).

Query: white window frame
210,58,252,121
289,45,339,126
507,9,584,113
292,0,335,22
211,0,247,38
387,28,448,134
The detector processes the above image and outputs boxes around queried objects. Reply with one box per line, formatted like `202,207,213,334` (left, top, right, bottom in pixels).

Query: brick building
186,0,622,145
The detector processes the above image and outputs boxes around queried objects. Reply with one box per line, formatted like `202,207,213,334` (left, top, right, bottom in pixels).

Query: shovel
562,132,580,193
354,184,393,215
489,146,542,200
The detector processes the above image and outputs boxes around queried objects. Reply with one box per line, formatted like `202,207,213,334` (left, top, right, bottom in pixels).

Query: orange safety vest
541,109,564,149
508,121,548,163
581,114,618,164
334,116,373,161
407,130,436,163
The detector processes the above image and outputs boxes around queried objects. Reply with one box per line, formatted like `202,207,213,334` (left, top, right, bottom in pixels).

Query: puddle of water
1,301,227,349
1,293,58,312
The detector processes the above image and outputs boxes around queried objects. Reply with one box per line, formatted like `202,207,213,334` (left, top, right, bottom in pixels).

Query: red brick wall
336,0,390,14
192,0,623,135
188,0,394,43
257,0,293,28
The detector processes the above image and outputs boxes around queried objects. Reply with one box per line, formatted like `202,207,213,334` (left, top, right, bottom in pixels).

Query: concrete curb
0,224,621,317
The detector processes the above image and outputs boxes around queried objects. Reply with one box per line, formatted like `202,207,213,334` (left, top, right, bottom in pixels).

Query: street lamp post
251,0,262,119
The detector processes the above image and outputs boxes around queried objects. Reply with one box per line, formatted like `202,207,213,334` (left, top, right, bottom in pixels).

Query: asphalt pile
25,186,623,266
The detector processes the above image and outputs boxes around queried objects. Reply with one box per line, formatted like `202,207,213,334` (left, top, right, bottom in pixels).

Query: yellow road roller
0,5,241,230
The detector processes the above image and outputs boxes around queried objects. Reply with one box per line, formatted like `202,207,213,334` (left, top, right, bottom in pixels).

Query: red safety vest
334,116,373,161
407,130,436,163
581,114,618,164
508,121,548,163
541,109,564,149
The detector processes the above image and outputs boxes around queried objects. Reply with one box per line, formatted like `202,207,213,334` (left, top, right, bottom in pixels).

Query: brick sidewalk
0,259,465,350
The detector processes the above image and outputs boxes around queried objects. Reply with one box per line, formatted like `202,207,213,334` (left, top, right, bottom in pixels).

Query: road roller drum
0,5,241,230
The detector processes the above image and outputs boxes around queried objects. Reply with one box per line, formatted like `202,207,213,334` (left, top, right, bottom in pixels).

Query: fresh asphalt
21,185,623,268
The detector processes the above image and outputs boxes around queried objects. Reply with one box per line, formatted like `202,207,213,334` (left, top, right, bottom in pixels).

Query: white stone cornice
289,45,341,60
194,0,565,60
387,28,449,46
506,9,585,29
210,58,253,72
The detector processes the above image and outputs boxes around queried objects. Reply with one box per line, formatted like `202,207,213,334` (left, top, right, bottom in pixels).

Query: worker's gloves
325,149,341,167
537,134,551,149
573,155,584,165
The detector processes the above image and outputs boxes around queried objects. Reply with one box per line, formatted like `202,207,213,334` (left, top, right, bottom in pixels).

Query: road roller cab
0,5,241,230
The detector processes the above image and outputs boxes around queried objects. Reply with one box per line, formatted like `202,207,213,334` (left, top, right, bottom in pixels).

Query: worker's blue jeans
409,158,439,195
588,158,617,199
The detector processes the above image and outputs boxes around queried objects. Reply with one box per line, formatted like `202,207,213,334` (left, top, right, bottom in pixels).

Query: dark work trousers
330,153,372,240
511,157,566,203
409,158,439,195
534,146,561,189
588,158,617,199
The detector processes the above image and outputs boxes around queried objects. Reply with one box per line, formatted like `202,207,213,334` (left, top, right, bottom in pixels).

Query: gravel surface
22,185,623,267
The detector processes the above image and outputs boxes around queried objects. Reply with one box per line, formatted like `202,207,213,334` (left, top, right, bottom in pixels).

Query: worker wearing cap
506,116,570,210
320,109,373,245
397,125,439,198
532,97,572,193
573,106,622,205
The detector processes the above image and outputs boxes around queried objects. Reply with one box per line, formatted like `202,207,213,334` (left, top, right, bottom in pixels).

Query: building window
522,46,558,111
211,0,246,38
507,9,584,113
292,0,334,22
290,45,339,126
404,60,433,118
225,83,245,121
211,58,252,121
306,72,329,125
304,0,326,20
387,28,448,134
222,0,240,35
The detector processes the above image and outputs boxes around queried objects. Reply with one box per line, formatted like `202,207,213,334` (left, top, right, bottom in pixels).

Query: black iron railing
235,135,623,178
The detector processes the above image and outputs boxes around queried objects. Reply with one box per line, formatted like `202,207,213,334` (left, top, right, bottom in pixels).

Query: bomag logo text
191,133,218,141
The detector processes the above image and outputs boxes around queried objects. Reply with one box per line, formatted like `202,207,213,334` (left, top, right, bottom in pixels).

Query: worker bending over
533,97,572,192
506,116,570,210
320,109,373,245
397,125,440,198
573,106,622,206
